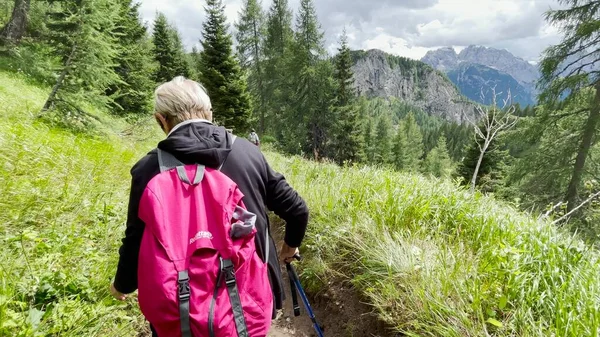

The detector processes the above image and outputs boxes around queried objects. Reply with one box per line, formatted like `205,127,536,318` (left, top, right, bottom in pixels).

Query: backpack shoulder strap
157,149,204,185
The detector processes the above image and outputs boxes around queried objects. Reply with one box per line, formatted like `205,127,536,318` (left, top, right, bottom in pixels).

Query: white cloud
138,0,564,61
362,33,434,60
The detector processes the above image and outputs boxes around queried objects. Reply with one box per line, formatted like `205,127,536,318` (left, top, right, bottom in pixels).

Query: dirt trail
268,226,393,337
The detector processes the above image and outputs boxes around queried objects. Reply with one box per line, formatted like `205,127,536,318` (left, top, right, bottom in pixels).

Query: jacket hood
157,121,233,168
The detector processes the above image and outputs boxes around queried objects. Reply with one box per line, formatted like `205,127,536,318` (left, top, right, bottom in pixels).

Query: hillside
351,49,477,124
2,71,600,336
422,45,540,106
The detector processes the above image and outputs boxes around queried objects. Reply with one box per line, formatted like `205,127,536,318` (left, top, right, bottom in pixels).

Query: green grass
0,70,160,336
265,153,600,336
1,69,599,336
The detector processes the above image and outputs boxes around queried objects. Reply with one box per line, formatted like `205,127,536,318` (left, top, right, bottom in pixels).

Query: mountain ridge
422,45,540,106
351,49,476,124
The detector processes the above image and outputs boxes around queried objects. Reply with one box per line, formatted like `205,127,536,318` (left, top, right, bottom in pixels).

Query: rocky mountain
351,49,476,124
447,63,535,106
422,45,540,106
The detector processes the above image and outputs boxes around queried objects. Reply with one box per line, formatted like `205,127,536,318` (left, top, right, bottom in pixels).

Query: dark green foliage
199,0,251,133
106,0,156,115
152,13,190,84
235,0,267,132
538,0,600,212
373,113,393,165
262,0,294,135
392,112,424,172
457,132,511,193
331,30,364,164
424,135,453,178
43,0,120,112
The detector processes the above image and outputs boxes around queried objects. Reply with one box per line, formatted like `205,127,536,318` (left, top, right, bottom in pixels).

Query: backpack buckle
178,271,191,301
221,258,237,287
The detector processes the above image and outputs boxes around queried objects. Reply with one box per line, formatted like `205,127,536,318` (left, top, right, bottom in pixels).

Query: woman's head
153,76,212,133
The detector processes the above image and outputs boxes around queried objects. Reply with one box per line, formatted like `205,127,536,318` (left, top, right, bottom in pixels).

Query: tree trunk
471,140,489,193
42,44,78,111
0,0,31,44
564,83,600,211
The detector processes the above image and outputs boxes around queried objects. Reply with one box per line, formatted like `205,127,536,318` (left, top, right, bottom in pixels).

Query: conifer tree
424,136,453,178
392,113,424,171
332,30,363,164
287,0,335,160
42,0,120,112
107,0,156,115
199,0,251,132
235,0,267,132
539,0,600,211
152,13,190,83
374,113,393,165
263,0,294,135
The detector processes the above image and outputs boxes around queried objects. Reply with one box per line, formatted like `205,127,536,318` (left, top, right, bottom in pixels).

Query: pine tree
263,0,294,136
392,113,424,171
539,0,600,212
235,0,267,132
106,0,156,115
286,0,335,160
199,0,252,132
424,136,453,178
374,114,393,165
42,0,120,113
363,114,375,163
171,27,192,78
152,13,190,83
332,30,363,164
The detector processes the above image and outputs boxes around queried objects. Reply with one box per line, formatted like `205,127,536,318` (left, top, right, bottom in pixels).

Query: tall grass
1,69,599,336
264,153,600,337
0,71,159,336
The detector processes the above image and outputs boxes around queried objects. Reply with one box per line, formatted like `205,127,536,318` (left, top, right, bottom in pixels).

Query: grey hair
154,76,212,125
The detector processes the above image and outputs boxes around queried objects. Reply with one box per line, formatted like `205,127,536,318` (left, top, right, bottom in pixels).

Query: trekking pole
286,255,325,337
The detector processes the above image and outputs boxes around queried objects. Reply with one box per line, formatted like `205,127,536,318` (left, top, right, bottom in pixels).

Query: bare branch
552,190,600,225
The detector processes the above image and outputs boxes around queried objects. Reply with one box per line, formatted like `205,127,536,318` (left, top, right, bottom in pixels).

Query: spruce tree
424,136,453,178
287,0,335,160
42,0,120,113
235,0,267,132
107,0,156,115
171,27,192,78
263,0,294,136
152,13,190,83
374,113,393,165
362,114,375,163
392,113,424,171
332,30,363,164
199,0,251,132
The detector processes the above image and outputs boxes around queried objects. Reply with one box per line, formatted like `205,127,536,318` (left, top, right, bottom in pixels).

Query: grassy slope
0,70,599,336
0,71,159,336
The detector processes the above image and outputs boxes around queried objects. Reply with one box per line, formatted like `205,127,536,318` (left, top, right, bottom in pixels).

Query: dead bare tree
464,88,519,193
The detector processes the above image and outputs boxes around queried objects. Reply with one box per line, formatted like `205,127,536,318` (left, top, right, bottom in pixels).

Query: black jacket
113,121,309,314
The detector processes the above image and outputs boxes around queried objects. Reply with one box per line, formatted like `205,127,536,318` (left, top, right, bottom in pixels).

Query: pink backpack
136,141,273,337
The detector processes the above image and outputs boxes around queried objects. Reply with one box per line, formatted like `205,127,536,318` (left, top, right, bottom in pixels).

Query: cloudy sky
137,0,564,63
